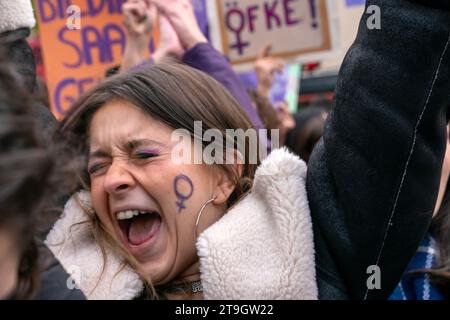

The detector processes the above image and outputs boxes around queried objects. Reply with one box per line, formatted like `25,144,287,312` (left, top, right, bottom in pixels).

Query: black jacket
307,0,450,299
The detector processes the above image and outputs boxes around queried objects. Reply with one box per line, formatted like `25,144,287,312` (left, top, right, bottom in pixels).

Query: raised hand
153,15,185,63
121,0,156,72
123,0,156,39
150,0,207,50
255,44,284,98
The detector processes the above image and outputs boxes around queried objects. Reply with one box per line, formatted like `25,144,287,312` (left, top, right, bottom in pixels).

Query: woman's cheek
90,179,112,229
90,182,102,212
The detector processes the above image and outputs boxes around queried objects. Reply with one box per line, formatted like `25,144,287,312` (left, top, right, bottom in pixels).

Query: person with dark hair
0,53,52,299
0,0,85,300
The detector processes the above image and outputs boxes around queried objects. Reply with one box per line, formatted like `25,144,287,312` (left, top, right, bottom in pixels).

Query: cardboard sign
207,0,337,69
34,0,157,118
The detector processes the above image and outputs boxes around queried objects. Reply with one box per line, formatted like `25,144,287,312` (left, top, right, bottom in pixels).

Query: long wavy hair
60,63,262,298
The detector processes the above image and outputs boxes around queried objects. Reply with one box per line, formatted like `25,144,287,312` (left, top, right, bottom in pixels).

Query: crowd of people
1,0,450,300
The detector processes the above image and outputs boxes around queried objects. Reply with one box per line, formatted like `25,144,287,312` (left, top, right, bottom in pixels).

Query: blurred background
29,0,366,118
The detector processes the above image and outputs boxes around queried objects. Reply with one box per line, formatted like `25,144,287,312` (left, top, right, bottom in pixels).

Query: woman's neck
165,261,203,300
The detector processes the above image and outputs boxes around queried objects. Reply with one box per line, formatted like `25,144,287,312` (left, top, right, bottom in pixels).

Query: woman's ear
212,163,244,206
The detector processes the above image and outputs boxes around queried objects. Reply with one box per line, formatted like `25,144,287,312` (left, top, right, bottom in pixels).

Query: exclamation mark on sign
309,0,318,28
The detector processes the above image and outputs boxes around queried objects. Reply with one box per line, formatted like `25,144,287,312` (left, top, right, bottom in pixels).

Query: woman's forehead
88,101,173,152
91,100,148,125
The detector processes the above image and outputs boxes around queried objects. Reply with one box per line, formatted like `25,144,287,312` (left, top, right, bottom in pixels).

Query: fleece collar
46,148,317,299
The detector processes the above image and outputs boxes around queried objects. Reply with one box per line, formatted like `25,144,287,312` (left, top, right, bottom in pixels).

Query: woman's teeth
116,210,151,220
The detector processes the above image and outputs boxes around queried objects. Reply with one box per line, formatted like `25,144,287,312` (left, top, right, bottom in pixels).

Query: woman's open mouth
115,209,162,248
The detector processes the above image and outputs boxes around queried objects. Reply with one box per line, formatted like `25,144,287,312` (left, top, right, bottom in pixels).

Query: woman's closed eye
133,150,160,160
88,161,110,175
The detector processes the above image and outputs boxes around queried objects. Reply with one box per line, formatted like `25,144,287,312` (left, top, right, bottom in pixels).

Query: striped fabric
389,234,445,300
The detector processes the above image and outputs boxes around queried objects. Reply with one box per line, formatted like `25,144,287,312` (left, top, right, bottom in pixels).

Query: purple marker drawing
264,0,282,30
174,174,194,213
225,4,250,55
308,0,318,28
284,0,301,26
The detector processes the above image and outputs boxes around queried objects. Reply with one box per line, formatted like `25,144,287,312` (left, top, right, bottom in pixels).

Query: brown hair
59,63,261,297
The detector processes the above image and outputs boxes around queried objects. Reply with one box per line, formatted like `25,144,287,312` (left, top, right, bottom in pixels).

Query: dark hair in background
0,51,54,299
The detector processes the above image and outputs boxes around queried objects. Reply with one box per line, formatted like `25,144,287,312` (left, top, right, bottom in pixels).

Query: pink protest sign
207,0,336,68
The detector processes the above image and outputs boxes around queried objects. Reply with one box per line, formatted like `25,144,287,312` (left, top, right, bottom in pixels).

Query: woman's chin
128,236,175,285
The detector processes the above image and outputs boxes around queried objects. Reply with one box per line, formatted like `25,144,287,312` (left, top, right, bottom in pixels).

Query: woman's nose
103,161,135,195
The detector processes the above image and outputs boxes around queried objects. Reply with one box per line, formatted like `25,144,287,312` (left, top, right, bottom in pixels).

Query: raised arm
307,0,450,299
182,43,265,130
151,0,265,131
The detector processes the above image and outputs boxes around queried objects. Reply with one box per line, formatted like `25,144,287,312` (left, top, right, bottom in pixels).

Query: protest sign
207,0,338,70
34,0,156,118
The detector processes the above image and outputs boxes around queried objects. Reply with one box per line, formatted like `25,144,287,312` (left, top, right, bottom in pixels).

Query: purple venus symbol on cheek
173,174,194,213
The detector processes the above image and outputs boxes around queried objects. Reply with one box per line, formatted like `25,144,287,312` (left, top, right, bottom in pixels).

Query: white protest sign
207,0,339,70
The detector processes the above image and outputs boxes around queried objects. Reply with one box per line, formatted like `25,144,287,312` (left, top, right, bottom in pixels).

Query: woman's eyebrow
88,140,165,158
125,139,165,150
89,149,110,159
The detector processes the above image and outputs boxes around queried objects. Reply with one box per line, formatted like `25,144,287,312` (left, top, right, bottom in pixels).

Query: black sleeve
307,0,450,299
35,242,86,300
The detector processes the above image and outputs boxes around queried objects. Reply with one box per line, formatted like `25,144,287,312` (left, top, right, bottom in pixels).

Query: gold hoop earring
195,197,216,237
